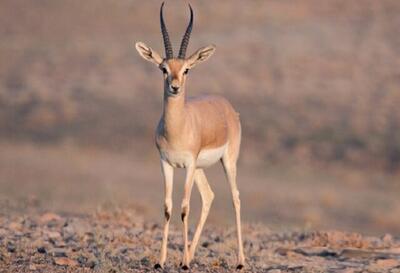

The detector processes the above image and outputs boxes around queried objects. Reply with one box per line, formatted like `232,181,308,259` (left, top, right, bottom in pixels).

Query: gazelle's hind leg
221,139,245,269
188,169,214,262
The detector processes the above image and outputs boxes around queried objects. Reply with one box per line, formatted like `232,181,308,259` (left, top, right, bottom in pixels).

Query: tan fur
156,94,240,159
136,42,245,269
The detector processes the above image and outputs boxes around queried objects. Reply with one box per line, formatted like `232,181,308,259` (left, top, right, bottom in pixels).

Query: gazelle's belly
160,149,194,168
196,144,227,168
159,144,227,169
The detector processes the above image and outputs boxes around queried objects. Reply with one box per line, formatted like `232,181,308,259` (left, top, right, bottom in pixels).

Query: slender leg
155,160,174,269
181,164,196,269
188,169,214,262
222,155,245,269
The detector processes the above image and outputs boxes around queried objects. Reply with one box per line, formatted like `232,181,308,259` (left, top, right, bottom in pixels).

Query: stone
87,259,97,269
49,248,67,257
7,242,16,253
53,257,78,267
37,246,46,254
40,213,61,224
368,258,399,271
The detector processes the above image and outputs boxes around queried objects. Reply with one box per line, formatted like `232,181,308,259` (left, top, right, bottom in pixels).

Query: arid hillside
1,0,400,170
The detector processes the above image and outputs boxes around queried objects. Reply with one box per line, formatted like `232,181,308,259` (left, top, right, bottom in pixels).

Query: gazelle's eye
162,67,168,74
184,69,189,75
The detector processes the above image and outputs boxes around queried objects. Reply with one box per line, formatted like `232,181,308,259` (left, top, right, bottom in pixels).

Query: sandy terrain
1,210,400,273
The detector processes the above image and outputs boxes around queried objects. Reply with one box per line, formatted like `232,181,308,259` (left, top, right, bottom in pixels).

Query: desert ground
1,0,400,272
1,210,400,273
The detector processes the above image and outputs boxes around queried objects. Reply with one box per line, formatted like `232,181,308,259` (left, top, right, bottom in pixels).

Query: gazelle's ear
135,42,163,65
187,45,216,69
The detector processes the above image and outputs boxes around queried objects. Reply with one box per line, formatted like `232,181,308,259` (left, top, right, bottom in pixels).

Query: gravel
0,211,399,272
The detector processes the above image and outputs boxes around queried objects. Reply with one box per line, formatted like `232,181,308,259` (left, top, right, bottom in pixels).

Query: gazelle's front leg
181,163,196,269
155,160,174,269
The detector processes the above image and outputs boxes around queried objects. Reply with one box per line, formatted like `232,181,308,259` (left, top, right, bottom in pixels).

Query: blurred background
0,0,399,235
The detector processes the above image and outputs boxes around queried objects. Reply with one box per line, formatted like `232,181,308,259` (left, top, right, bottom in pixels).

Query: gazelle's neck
162,87,186,139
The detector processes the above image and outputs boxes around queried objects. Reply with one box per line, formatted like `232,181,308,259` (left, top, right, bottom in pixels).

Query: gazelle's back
186,95,241,151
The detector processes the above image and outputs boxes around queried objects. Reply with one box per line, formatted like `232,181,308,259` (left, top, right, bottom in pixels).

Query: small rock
87,259,97,269
37,246,46,254
77,255,88,265
68,242,81,252
46,231,61,240
368,258,399,272
382,234,393,246
63,218,91,237
268,270,282,273
336,269,355,273
40,213,61,224
140,257,150,266
219,258,229,269
0,228,7,237
54,257,78,267
7,242,16,253
119,247,128,254
26,219,38,229
375,258,399,268
9,222,23,231
49,248,67,257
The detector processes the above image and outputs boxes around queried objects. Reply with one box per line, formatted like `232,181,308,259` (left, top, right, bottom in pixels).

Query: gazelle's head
135,2,216,97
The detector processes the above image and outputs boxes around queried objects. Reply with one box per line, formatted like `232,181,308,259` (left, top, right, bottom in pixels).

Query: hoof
154,263,162,269
236,264,244,270
181,265,189,270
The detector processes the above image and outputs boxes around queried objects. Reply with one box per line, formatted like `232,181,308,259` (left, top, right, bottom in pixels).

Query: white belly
196,144,227,168
160,149,194,168
160,144,227,169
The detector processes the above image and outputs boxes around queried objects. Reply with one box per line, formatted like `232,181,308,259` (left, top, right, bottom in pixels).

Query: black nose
171,86,179,92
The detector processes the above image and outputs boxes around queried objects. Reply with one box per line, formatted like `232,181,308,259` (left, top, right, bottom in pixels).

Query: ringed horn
160,2,194,59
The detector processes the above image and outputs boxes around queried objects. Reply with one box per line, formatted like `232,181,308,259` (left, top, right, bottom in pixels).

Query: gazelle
135,2,245,270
